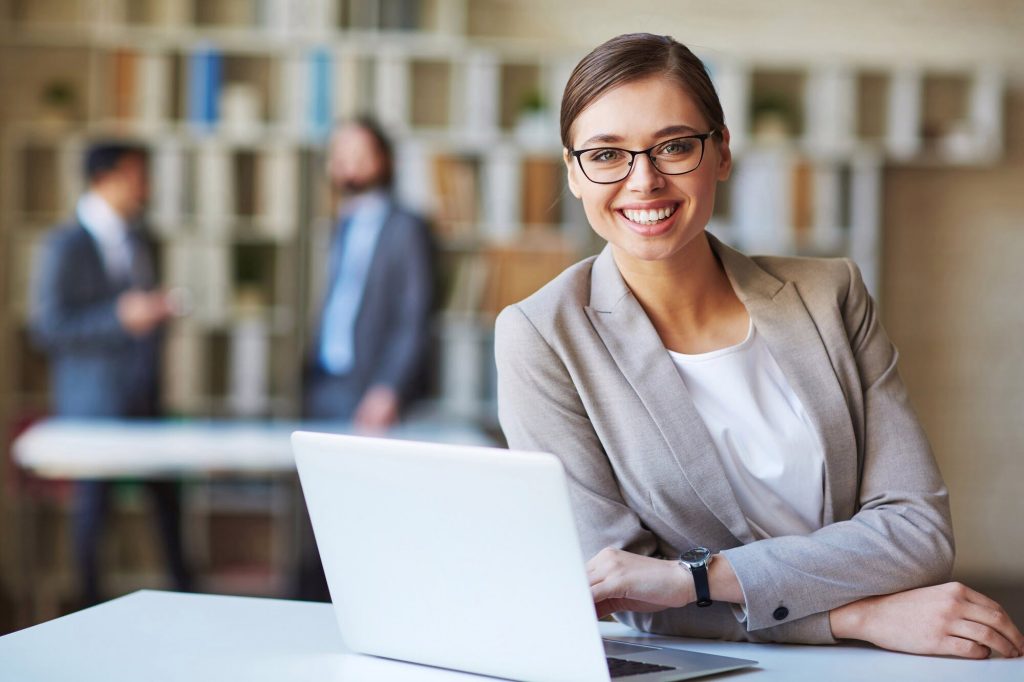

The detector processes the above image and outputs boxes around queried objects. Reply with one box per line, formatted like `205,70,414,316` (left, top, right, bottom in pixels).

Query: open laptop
292,431,757,682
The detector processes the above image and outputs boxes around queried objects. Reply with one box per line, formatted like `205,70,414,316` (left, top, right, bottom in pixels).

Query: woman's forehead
570,76,706,147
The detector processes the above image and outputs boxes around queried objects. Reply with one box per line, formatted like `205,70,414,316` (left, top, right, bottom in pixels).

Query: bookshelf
0,0,1009,611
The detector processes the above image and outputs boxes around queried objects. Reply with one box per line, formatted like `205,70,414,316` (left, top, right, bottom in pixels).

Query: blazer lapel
711,235,857,524
585,245,756,544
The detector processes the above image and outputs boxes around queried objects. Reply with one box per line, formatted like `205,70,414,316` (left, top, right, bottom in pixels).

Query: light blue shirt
318,192,389,375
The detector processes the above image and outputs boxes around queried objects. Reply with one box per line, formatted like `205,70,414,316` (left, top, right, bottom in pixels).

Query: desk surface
13,417,494,478
0,591,1019,681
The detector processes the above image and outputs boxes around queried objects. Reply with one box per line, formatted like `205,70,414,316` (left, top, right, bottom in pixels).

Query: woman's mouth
617,203,679,233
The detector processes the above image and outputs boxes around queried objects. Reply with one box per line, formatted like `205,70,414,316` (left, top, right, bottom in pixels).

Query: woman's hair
560,33,725,150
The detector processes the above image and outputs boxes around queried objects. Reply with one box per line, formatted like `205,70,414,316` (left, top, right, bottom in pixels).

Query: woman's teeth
621,205,676,225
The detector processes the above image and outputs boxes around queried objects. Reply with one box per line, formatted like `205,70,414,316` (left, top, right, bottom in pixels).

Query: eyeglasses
570,131,717,184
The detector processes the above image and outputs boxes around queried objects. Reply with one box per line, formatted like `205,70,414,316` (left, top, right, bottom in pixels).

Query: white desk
8,418,495,623
1,591,1020,681
12,417,494,478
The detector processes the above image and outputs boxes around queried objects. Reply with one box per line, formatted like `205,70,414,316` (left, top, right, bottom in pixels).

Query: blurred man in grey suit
297,117,435,599
31,142,190,606
304,117,435,427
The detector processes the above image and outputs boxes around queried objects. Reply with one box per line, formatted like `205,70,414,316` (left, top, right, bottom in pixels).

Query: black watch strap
691,563,712,608
680,548,713,608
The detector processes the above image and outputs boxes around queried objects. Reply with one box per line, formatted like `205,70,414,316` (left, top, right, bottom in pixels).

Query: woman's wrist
665,558,697,607
708,554,745,605
829,599,869,641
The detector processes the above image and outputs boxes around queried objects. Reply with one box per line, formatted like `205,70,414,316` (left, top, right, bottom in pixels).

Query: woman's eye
660,140,695,156
588,149,624,163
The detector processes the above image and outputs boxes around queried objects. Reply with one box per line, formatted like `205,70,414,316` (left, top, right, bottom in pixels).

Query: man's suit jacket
31,220,161,418
495,232,953,645
305,200,435,419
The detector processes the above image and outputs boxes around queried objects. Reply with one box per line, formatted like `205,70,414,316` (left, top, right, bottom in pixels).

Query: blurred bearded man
296,117,435,600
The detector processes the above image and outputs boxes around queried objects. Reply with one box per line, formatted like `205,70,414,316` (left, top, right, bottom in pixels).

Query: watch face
681,547,711,565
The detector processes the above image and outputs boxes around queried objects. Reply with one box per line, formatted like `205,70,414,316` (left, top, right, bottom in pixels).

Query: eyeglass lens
578,136,707,183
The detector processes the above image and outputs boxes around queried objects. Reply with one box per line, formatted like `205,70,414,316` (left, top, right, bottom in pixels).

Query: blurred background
0,0,1022,633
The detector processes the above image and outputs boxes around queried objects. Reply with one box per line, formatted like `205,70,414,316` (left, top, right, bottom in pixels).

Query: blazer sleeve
496,304,658,557
719,258,955,632
370,214,434,399
496,302,837,645
30,230,130,351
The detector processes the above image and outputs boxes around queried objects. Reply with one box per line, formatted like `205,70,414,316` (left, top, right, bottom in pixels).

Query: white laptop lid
292,431,609,682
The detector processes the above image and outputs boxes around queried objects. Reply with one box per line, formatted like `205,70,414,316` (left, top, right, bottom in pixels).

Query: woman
495,33,1023,658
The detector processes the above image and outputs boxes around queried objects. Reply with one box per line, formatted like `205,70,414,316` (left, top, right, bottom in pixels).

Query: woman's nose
625,153,665,192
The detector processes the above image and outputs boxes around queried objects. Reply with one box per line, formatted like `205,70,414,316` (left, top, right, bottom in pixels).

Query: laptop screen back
292,431,609,682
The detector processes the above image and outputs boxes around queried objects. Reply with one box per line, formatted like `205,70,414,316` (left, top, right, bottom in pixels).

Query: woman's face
565,75,731,270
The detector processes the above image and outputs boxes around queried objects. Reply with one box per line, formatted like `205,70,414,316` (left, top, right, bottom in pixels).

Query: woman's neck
612,233,748,353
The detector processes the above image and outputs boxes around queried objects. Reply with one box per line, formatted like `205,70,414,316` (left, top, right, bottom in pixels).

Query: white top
668,321,825,539
1,590,1016,682
76,191,131,280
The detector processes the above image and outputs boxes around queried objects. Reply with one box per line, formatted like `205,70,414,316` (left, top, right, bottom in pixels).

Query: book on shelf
443,253,489,315
790,159,814,250
462,52,500,137
195,145,234,230
137,51,171,130
112,50,136,121
150,140,185,235
258,0,335,35
163,321,205,415
520,156,563,227
308,47,333,140
227,314,271,417
256,146,298,239
480,233,576,317
439,315,488,418
12,234,45,319
731,148,793,255
188,47,223,131
481,148,521,240
432,154,480,239
280,48,334,140
220,83,263,137
233,150,258,219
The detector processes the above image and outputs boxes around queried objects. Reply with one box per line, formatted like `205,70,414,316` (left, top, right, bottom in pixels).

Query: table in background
1,590,1020,681
12,417,495,478
9,417,495,623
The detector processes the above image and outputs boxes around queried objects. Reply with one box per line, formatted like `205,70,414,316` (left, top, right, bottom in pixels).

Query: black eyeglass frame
570,130,718,185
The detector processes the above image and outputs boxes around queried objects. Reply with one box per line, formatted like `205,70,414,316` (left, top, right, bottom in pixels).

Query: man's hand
587,548,693,619
830,582,1024,659
353,385,399,432
117,290,171,337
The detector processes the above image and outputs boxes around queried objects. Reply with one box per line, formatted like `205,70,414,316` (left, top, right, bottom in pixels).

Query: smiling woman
494,33,1024,659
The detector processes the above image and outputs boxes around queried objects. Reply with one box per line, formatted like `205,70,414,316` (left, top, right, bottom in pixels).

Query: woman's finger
942,635,991,660
949,618,1018,659
591,578,617,604
957,583,1005,612
961,602,1024,654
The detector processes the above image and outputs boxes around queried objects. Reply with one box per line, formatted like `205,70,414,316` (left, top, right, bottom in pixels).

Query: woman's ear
716,127,733,182
563,149,582,199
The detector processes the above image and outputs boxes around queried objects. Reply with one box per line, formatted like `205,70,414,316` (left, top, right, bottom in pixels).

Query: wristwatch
679,547,714,607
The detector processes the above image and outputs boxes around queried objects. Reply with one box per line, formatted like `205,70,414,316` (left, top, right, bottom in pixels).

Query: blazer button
772,606,789,621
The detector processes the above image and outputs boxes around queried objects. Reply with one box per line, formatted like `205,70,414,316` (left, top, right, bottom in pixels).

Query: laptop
292,431,757,682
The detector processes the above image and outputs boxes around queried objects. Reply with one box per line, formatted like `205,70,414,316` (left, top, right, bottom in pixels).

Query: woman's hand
586,548,693,619
830,582,1024,659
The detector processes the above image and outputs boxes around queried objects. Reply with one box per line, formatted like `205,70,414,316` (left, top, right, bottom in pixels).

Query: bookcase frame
0,0,1007,616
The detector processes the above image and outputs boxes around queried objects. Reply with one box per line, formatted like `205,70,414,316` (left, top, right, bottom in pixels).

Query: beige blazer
495,233,953,645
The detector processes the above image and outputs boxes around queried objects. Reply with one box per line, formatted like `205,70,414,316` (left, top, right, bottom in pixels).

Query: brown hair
560,33,725,150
